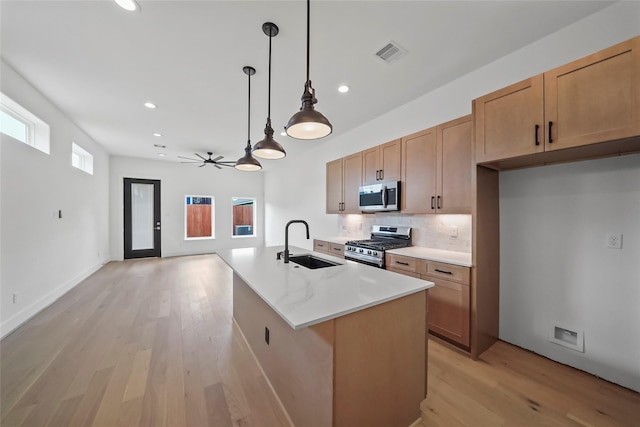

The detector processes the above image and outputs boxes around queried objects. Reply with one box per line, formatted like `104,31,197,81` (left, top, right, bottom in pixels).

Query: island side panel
333,290,427,427
232,273,334,427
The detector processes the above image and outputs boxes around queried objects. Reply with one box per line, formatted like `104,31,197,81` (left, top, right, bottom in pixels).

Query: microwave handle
381,185,388,208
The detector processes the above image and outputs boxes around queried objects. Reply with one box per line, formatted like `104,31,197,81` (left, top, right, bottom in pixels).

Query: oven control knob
359,249,364,253
373,251,378,256
367,250,372,255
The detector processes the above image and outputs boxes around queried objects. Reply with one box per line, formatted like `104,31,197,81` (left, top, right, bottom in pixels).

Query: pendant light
235,66,262,172
252,22,286,160
285,0,332,140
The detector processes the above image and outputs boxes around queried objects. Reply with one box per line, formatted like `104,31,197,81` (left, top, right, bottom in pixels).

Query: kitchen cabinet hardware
430,196,435,210
437,195,441,210
548,121,553,143
396,261,410,266
535,124,540,146
434,268,453,275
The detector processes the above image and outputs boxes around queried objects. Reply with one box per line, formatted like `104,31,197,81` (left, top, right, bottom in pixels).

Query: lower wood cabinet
386,253,471,349
314,239,345,258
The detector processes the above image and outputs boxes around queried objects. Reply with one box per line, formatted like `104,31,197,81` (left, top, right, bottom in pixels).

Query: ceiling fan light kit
252,22,286,160
235,66,263,172
285,0,332,140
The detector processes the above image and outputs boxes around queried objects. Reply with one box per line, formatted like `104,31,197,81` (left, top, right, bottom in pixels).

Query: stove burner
344,225,412,268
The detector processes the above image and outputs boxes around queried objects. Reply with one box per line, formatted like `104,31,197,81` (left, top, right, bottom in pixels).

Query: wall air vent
374,41,407,64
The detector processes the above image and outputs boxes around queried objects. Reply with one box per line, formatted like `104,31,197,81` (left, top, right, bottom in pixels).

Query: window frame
0,92,50,154
71,142,94,175
231,197,257,238
184,195,215,240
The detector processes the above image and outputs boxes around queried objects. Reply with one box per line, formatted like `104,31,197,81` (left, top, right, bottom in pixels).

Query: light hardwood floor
2,254,638,427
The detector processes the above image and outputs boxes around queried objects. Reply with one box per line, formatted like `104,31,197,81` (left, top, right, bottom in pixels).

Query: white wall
264,2,640,390
1,60,110,338
109,156,264,260
500,154,640,392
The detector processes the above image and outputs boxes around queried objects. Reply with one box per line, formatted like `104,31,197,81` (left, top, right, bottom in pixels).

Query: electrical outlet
606,233,623,249
449,226,458,238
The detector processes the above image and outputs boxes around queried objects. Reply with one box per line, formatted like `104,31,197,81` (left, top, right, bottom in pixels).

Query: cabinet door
362,147,380,185
545,37,640,150
313,239,331,254
326,158,343,214
329,243,345,258
424,277,470,347
401,127,437,213
342,152,363,214
475,75,544,163
437,115,472,214
379,138,402,182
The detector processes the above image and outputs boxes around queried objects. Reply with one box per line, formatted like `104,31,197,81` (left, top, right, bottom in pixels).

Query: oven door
344,254,384,268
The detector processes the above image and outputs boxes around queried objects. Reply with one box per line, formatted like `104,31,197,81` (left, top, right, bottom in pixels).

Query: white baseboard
0,259,108,339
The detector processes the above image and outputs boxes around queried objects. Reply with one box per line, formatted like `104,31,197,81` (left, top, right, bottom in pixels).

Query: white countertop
386,247,473,267
217,246,433,330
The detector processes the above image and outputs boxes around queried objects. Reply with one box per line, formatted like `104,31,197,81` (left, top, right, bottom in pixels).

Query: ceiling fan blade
214,164,222,170
212,155,223,162
199,164,206,168
195,153,207,161
216,161,236,165
178,156,200,161
180,161,202,164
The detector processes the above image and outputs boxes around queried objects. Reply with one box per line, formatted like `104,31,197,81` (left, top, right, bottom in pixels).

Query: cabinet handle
431,196,435,210
548,121,553,143
396,261,410,266
437,195,441,210
535,124,540,146
333,247,341,251
341,202,345,211
375,170,380,180
435,268,453,275
380,169,384,180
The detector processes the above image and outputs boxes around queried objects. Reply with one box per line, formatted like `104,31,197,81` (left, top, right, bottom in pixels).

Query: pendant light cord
247,69,251,145
306,0,310,83
268,30,272,121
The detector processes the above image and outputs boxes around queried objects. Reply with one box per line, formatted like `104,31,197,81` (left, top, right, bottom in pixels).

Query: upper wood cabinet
362,139,402,185
401,115,472,214
326,152,363,214
476,36,640,164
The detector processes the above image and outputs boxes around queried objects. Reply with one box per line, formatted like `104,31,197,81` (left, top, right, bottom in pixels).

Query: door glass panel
131,183,154,250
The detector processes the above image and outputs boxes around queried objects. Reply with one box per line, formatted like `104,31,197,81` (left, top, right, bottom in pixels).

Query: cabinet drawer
386,254,418,273
386,267,421,279
422,276,470,347
313,240,330,253
419,260,470,285
329,243,345,258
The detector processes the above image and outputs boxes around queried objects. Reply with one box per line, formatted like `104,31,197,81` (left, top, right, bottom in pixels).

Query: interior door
124,178,161,259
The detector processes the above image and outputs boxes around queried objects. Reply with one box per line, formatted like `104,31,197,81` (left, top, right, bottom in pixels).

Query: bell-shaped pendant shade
253,22,286,160
285,0,332,140
235,66,262,171
285,80,332,140
235,141,262,171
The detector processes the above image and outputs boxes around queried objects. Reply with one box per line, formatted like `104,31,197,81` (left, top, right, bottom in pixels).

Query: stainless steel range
344,225,412,268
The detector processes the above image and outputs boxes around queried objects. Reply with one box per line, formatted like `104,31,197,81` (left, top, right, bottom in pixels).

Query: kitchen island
217,246,433,427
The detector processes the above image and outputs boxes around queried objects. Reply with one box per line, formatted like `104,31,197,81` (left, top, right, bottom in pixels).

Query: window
0,92,50,154
71,142,94,175
185,196,214,239
232,197,256,237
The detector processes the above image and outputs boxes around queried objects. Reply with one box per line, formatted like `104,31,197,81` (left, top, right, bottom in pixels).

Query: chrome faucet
280,220,310,263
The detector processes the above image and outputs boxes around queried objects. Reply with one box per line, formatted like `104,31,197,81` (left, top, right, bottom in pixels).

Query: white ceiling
1,0,614,169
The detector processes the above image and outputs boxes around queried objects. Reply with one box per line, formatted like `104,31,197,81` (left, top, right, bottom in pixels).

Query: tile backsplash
338,213,471,253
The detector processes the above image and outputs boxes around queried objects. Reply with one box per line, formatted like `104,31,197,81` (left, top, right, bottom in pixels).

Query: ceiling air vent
374,41,407,64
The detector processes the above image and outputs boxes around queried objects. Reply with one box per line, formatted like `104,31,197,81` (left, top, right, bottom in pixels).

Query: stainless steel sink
289,254,342,269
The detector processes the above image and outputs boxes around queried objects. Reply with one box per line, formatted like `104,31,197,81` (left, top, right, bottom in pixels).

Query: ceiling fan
178,152,236,169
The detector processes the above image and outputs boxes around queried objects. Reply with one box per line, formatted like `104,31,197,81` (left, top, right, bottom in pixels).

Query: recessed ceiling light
153,144,166,149
338,85,350,93
115,0,139,12
157,153,166,157
153,133,162,137
144,102,157,109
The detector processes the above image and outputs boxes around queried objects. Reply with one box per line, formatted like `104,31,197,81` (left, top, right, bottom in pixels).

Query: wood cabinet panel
401,127,437,213
385,254,419,273
475,75,545,163
386,267,421,279
418,260,470,285
545,37,640,150
329,243,345,258
422,277,470,347
362,139,402,185
314,239,331,254
326,158,343,214
437,115,473,214
343,152,363,214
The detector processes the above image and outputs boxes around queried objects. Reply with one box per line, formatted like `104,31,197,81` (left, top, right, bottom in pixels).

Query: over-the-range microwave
358,181,400,212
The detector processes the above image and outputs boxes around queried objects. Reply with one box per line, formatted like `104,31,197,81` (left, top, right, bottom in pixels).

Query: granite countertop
386,246,473,267
217,246,433,330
